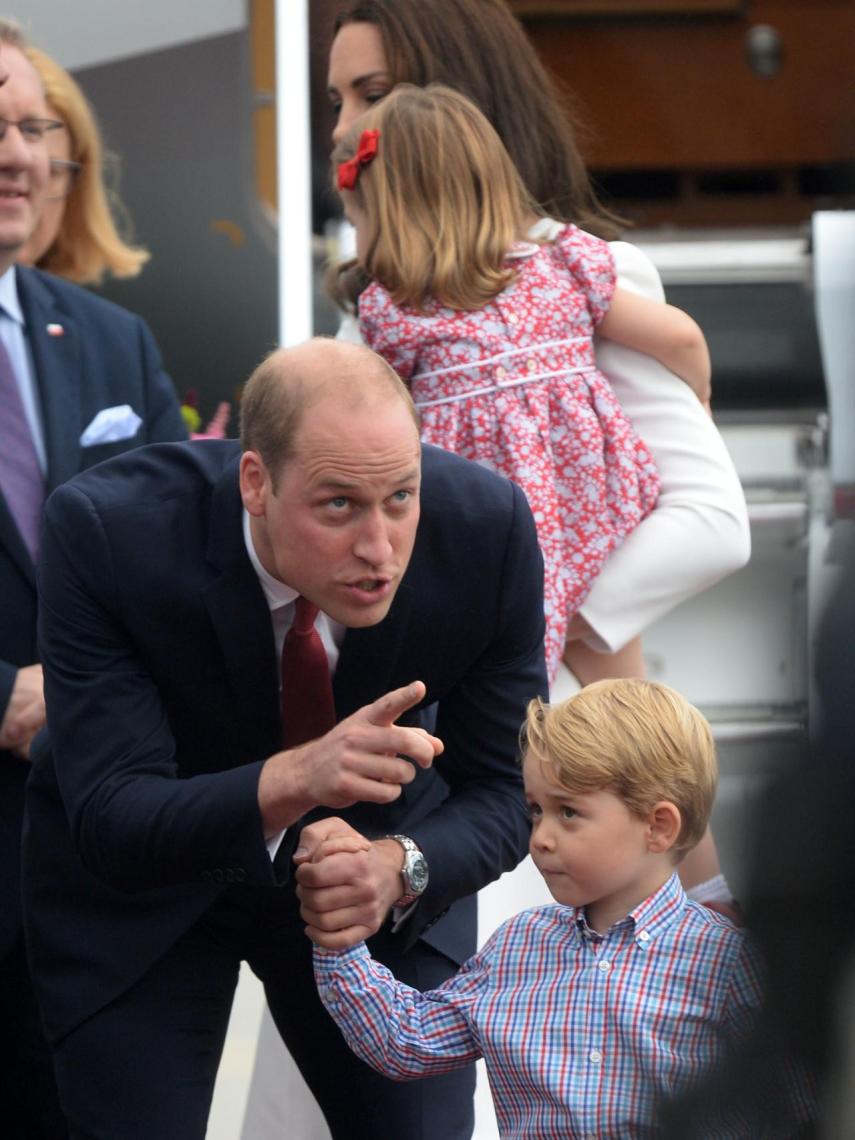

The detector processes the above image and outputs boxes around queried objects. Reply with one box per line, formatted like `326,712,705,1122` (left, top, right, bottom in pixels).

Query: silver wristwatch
388,834,429,908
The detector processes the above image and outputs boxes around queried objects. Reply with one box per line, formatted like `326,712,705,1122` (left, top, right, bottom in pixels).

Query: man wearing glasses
0,23,185,1138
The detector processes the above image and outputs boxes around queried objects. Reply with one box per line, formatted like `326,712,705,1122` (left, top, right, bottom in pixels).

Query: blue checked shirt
314,874,766,1138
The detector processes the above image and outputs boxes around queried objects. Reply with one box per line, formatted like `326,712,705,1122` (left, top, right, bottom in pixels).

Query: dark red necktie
280,596,336,749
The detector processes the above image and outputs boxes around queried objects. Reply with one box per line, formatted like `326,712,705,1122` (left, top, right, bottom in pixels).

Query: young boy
309,679,762,1137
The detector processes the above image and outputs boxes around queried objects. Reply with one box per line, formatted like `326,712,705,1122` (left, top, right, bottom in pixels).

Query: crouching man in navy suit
23,338,547,1139
0,24,186,1137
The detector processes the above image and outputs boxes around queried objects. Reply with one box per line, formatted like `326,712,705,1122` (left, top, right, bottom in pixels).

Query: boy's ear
645,801,682,854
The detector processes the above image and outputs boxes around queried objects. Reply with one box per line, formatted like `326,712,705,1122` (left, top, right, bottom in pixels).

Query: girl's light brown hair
25,46,149,285
523,679,718,860
332,84,536,312
331,0,622,239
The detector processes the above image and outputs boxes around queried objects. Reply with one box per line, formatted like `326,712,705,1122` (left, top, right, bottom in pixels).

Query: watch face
407,852,429,894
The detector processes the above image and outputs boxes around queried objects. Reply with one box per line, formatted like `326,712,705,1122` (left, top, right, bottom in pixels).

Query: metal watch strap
388,834,427,908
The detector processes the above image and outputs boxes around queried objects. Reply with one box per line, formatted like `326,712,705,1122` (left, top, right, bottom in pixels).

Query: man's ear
645,801,682,855
239,451,268,516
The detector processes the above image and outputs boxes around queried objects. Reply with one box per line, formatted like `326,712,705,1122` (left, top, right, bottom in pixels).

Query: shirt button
589,1049,603,1064
638,930,650,943
597,959,611,973
527,357,537,371
508,312,518,324
496,365,506,379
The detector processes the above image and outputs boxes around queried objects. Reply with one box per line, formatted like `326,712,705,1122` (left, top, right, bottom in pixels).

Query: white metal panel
276,0,313,346
11,0,245,69
813,212,855,487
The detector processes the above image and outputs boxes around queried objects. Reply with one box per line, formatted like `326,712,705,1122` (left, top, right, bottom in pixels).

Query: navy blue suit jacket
0,267,186,957
23,439,546,1044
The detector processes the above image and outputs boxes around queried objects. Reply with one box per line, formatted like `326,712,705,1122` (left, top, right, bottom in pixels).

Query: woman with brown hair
17,46,149,285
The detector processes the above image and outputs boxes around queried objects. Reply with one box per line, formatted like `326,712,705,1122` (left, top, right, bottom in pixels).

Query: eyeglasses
0,117,64,144
47,157,82,200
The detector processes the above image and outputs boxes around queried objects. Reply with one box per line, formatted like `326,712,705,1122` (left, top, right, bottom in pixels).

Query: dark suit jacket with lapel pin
22,437,547,1045
0,265,186,961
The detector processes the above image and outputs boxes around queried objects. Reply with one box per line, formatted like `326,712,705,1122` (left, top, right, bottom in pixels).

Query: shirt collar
570,872,687,947
242,508,298,612
0,265,23,326
627,872,686,945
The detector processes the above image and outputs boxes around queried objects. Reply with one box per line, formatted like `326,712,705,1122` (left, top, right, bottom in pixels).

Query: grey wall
77,30,279,416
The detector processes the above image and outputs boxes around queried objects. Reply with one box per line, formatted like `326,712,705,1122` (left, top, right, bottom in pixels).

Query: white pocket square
79,405,142,447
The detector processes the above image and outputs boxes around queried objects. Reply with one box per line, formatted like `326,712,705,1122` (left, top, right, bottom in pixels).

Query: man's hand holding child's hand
296,817,408,949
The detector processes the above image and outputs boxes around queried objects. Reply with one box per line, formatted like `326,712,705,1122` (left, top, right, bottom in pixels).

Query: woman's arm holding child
598,288,711,410
576,240,750,655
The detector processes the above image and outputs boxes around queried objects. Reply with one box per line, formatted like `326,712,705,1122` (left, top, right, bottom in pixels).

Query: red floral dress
359,224,660,681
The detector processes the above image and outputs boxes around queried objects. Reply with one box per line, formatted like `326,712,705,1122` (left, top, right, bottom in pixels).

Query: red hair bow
337,129,380,191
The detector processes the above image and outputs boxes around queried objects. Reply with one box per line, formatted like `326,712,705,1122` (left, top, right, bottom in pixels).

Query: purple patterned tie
0,334,45,562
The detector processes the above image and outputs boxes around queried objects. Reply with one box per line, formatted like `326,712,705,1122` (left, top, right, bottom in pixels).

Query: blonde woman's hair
330,83,538,313
25,46,149,285
523,679,717,861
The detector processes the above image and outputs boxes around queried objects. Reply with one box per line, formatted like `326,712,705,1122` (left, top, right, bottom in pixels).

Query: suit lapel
203,456,281,758
16,268,82,492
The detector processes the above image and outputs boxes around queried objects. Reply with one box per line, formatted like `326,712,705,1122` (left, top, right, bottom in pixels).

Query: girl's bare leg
562,634,645,685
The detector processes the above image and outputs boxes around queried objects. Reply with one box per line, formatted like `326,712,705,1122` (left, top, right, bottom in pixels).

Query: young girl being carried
330,83,711,685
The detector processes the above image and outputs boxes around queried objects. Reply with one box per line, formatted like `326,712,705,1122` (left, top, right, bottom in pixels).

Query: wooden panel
525,0,855,169
512,0,742,15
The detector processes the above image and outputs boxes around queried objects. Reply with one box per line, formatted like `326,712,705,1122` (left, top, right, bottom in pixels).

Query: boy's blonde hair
330,83,537,313
523,679,717,860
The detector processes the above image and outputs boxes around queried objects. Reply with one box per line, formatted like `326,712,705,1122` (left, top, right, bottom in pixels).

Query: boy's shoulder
682,897,747,934
677,898,757,965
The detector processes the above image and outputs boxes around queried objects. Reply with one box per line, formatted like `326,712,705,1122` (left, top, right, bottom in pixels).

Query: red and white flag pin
46,323,65,337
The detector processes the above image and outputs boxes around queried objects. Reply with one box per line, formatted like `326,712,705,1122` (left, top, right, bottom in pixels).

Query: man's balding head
240,338,417,489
